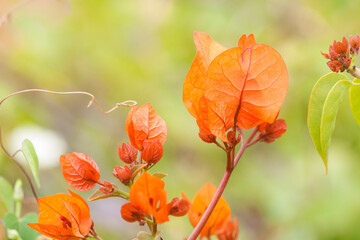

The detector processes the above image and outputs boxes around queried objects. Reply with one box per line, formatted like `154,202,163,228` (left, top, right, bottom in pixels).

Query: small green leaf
153,172,168,179
133,231,161,240
350,78,360,126
308,73,351,173
19,212,39,240
88,186,129,201
4,212,19,230
0,177,14,213
21,139,40,188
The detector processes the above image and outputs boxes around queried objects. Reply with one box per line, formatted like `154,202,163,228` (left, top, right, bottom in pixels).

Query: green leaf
19,213,39,240
21,139,40,188
153,172,168,179
308,73,351,173
350,78,360,126
133,231,161,240
3,212,19,230
0,177,14,213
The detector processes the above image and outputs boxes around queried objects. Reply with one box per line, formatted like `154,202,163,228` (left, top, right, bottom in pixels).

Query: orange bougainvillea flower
60,152,100,191
118,142,138,164
121,202,143,223
183,31,288,142
258,118,287,143
28,189,92,240
168,197,190,217
216,216,239,240
125,103,167,151
187,183,231,238
127,172,169,224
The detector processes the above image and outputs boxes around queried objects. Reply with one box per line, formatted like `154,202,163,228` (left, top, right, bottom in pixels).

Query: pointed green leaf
153,172,168,179
133,231,161,240
21,139,40,188
0,177,14,213
350,78,360,126
308,73,351,173
3,212,19,230
19,213,39,240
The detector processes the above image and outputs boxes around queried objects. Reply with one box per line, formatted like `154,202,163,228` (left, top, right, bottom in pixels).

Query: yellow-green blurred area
1,0,360,239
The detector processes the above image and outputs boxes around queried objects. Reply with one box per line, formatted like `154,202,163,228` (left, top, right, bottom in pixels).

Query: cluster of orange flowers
27,31,288,240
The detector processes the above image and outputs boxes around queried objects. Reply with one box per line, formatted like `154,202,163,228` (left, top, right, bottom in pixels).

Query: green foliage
3,212,19,230
350,78,360,126
21,139,40,188
308,73,351,172
0,177,14,213
134,231,161,240
18,213,39,240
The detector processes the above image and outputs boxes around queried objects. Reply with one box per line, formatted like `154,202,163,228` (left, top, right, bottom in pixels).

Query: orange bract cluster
186,183,238,239
183,31,288,142
121,172,190,224
321,35,360,72
28,189,93,240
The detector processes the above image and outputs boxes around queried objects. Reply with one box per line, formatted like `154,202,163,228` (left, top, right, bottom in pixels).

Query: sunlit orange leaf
129,172,169,224
28,189,92,240
184,32,288,142
60,152,100,191
183,31,227,135
187,183,231,238
216,216,239,240
125,103,167,150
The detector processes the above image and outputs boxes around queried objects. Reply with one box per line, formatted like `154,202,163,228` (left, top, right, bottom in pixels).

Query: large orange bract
28,189,92,240
187,183,231,238
183,31,288,142
128,172,169,224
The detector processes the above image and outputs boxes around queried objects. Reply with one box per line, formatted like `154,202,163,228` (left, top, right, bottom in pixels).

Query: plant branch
187,169,232,240
347,66,360,79
0,128,38,201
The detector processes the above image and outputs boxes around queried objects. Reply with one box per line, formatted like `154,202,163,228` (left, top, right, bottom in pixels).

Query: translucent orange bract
125,103,167,150
28,189,93,240
186,183,232,238
183,31,288,142
128,172,169,224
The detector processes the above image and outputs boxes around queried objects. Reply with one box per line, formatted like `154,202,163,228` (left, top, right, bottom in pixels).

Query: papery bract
121,202,143,223
118,142,138,164
126,103,167,150
142,139,163,165
258,119,287,143
60,152,100,191
168,197,190,217
187,183,231,238
216,216,239,240
113,165,132,185
28,189,92,240
183,31,288,142
128,172,169,224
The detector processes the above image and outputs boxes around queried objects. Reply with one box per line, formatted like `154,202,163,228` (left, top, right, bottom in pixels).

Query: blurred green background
1,0,360,239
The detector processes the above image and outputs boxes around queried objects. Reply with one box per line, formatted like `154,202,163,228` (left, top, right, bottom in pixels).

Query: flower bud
113,166,132,185
350,34,360,55
168,197,190,217
99,180,114,195
198,132,216,143
258,119,286,143
121,202,143,223
142,140,163,165
118,143,138,164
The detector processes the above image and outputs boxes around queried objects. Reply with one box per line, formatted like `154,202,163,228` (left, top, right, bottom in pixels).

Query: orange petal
27,223,81,240
237,33,256,49
188,183,231,237
129,172,169,224
205,43,288,141
183,31,227,132
60,153,100,191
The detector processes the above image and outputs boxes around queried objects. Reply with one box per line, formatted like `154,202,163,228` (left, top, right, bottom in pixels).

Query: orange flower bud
350,34,360,55
168,197,190,217
258,119,286,143
99,180,114,195
121,202,143,223
113,165,132,185
118,142,138,164
198,132,216,143
142,140,163,165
